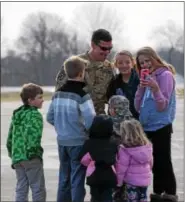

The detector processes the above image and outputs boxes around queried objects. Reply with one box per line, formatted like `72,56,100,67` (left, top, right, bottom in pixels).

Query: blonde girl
106,50,140,120
134,46,177,202
115,119,153,202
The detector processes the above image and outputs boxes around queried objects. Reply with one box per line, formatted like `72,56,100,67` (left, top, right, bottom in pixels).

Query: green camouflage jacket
6,105,44,168
55,52,115,114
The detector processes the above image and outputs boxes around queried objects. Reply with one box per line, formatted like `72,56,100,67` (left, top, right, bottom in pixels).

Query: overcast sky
1,2,184,56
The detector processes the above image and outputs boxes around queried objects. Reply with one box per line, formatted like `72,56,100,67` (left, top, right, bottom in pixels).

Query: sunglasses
97,44,113,51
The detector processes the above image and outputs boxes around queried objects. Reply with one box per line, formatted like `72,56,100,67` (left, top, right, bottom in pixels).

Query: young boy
108,95,133,143
6,83,46,202
47,56,96,202
108,95,133,202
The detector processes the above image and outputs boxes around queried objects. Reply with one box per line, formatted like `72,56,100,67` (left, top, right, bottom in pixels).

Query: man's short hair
64,56,87,79
91,29,112,44
20,83,43,105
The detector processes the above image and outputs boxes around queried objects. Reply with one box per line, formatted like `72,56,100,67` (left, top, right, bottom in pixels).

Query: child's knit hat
108,95,132,135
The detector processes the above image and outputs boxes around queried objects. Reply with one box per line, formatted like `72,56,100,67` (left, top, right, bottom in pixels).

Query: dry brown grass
1,92,53,102
176,88,184,98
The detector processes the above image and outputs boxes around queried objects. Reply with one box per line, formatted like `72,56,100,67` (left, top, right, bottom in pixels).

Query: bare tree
1,17,7,54
16,12,73,84
17,12,71,58
176,35,184,52
70,2,128,51
150,20,183,63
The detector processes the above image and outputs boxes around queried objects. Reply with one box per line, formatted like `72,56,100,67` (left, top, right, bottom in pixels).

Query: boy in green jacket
6,83,46,202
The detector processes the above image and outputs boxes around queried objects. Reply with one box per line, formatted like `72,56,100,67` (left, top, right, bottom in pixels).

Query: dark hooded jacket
106,68,140,120
78,115,118,188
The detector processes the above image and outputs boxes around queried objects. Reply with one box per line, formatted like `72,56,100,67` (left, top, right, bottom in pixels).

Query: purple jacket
116,144,153,187
134,67,175,112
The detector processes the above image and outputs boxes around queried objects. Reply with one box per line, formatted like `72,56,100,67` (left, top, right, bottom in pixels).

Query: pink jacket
116,144,153,187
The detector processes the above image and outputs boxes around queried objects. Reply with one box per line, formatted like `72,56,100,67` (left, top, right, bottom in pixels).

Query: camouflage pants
95,105,106,114
94,102,107,115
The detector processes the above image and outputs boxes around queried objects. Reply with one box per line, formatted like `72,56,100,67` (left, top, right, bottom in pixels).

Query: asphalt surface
1,98,184,201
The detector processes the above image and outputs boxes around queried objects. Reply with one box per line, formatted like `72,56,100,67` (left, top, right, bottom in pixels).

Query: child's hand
140,77,159,92
140,78,149,88
147,77,160,92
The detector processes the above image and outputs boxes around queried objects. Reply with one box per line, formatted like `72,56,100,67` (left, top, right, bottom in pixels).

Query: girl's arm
152,71,175,111
115,148,130,186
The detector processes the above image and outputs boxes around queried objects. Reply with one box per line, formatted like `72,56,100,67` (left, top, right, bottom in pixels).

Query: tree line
1,3,184,86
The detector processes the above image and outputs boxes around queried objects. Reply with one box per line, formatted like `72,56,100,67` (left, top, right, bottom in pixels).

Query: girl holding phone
134,47,177,202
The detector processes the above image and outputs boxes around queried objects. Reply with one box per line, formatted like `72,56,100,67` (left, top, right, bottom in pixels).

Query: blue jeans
57,145,86,202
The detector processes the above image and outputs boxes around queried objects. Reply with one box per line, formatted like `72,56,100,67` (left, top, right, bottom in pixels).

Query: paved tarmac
1,98,184,201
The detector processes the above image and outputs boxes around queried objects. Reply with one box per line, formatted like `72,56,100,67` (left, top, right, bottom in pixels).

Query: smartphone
140,69,149,80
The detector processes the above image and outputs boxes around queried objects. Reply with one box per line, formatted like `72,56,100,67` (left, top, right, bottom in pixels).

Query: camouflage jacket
55,52,115,114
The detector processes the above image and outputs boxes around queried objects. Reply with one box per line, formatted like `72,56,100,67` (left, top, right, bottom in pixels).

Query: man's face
92,40,112,62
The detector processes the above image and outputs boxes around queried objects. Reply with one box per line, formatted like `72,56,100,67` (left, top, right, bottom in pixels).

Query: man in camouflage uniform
55,29,116,114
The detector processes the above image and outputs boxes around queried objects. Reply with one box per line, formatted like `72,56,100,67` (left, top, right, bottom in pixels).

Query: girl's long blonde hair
120,119,150,147
136,46,175,75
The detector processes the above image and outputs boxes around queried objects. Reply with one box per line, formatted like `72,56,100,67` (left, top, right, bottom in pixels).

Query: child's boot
150,193,163,202
162,194,178,202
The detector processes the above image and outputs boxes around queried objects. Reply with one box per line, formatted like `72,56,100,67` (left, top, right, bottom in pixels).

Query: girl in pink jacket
115,119,153,202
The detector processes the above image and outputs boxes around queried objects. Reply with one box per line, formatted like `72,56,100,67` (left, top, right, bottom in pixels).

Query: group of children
7,46,177,202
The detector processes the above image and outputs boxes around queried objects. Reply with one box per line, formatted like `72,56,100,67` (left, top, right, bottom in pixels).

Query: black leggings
90,186,113,202
145,124,176,195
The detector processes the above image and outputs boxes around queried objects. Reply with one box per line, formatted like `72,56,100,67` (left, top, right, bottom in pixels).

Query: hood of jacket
123,144,152,164
151,66,170,77
89,115,113,139
13,105,37,125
